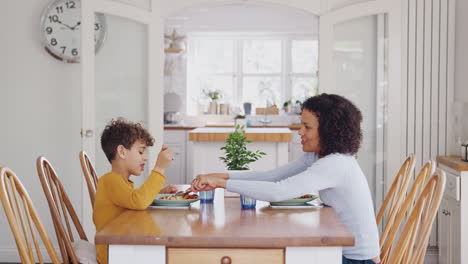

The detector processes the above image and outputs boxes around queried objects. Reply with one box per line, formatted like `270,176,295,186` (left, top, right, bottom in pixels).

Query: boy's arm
107,170,166,210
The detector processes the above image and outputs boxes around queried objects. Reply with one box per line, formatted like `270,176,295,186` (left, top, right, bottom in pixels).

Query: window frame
186,32,318,115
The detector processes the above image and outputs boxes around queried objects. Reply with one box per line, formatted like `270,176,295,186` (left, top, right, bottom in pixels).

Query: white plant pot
224,168,251,197
208,101,218,114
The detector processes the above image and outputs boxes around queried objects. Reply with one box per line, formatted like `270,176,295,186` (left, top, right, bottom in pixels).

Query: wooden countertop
437,156,468,171
189,127,292,142
164,125,198,130
165,125,301,131
95,190,354,248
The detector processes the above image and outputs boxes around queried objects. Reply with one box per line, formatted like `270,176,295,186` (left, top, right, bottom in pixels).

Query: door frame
80,0,164,237
318,0,402,211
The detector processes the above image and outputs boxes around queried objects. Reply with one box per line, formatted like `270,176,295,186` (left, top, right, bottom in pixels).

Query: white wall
455,0,468,102
0,0,83,261
453,0,468,143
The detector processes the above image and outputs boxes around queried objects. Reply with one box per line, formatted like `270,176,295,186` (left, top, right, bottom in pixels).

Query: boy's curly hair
100,118,154,162
302,93,362,157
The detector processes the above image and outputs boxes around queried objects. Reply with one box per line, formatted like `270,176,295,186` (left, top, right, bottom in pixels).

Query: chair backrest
380,160,435,262
385,168,446,264
377,154,416,226
79,151,98,207
0,167,61,264
36,156,87,264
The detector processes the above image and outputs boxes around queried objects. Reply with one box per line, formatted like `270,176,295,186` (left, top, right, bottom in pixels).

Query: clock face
40,0,107,63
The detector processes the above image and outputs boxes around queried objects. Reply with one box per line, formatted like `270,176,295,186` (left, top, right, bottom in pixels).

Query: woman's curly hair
100,118,154,162
302,93,362,157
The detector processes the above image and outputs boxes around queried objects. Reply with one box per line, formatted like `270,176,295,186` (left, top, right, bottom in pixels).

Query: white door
319,1,402,210
80,0,164,236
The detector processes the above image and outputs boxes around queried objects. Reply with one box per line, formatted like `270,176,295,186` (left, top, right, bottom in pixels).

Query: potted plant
283,99,302,114
283,100,292,113
234,115,246,127
219,125,266,170
203,89,223,114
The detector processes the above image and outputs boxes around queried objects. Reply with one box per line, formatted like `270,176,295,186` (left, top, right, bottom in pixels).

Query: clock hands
71,22,81,30
56,20,74,30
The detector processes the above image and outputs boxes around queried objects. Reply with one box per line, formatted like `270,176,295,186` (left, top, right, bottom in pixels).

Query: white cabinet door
438,197,451,264
289,132,303,162
164,144,185,184
319,0,402,211
451,200,461,264
80,0,163,237
439,195,462,264
164,130,186,184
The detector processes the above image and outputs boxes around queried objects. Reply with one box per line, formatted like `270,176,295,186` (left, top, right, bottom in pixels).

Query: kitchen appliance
462,143,468,162
164,92,182,124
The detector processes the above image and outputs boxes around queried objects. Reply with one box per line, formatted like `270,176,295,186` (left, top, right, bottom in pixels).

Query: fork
174,188,192,196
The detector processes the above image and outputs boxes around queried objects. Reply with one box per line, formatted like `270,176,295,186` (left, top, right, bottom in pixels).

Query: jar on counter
462,143,468,162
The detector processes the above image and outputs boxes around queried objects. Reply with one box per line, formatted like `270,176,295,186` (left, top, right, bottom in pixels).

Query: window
186,33,318,115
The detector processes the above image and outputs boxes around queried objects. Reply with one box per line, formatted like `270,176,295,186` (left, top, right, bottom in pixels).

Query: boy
93,118,174,264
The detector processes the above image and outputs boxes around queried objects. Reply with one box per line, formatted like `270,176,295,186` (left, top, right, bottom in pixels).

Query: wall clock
40,0,107,63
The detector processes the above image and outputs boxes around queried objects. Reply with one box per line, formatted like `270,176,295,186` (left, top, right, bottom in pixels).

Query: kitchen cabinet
437,156,468,264
289,130,303,162
163,129,188,184
168,248,284,264
438,196,460,264
188,127,291,177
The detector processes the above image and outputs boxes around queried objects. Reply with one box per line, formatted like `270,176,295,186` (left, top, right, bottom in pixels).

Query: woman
191,93,380,264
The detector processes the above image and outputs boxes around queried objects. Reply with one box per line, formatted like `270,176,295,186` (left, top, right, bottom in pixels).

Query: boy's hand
153,145,173,174
160,184,178,194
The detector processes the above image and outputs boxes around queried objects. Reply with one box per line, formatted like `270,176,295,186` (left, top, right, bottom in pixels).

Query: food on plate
294,194,315,199
159,194,198,200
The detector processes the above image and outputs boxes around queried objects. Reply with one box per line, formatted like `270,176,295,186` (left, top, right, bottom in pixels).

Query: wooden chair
380,160,435,262
377,154,415,230
36,156,96,264
386,168,446,264
0,167,61,264
79,151,98,207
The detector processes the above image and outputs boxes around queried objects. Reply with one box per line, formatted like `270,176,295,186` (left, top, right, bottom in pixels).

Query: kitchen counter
164,124,199,130
164,124,301,131
436,156,468,171
95,188,354,264
188,127,291,177
188,127,292,142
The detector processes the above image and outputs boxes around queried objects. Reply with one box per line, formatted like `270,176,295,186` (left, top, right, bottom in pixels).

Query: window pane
187,38,234,115
187,75,233,113
292,40,318,73
242,77,280,109
291,77,318,103
192,39,233,73
243,40,281,73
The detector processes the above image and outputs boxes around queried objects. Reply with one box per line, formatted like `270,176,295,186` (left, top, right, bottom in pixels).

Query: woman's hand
191,173,229,192
160,184,177,194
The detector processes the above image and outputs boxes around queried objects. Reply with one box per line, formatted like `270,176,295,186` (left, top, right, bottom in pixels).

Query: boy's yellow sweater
93,170,166,264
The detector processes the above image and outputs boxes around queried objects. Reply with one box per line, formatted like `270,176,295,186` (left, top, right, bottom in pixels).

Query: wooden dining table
95,188,354,264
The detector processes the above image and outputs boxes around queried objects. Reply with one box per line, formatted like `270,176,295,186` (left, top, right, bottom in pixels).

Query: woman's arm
226,154,348,201
229,153,317,182
191,153,317,192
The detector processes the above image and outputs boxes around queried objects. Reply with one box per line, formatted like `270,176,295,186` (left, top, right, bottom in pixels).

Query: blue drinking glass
199,190,215,203
240,195,256,209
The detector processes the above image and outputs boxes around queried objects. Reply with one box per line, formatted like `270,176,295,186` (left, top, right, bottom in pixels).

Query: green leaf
219,126,267,170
